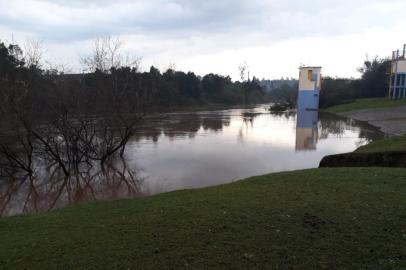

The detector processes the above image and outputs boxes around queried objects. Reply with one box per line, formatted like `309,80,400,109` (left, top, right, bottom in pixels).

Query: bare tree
81,36,141,73
44,61,72,75
238,61,249,82
0,37,151,207
0,76,148,180
23,38,44,68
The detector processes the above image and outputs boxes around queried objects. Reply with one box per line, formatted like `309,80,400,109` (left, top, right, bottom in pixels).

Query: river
0,104,383,216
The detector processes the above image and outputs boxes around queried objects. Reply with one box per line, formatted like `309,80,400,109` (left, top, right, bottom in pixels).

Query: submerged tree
0,39,151,181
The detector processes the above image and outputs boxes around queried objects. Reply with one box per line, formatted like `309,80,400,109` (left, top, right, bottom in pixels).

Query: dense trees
319,58,390,108
2,39,392,116
358,57,390,98
267,82,298,104
202,73,228,102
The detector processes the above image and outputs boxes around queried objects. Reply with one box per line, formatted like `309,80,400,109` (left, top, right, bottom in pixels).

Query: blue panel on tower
297,90,320,111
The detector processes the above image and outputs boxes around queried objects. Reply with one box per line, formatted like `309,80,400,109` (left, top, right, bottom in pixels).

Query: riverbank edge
336,107,406,136
319,101,406,167
324,97,406,114
319,151,406,167
324,98,406,136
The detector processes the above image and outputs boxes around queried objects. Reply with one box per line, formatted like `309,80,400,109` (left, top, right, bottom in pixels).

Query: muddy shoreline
337,106,406,136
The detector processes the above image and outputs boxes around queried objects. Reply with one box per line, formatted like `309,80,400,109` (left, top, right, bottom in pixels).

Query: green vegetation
356,134,406,153
1,168,406,269
320,58,390,109
269,101,294,112
325,97,406,113
0,40,266,114
267,82,298,104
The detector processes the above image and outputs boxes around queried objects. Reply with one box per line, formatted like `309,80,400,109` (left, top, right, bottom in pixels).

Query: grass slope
1,168,406,269
356,135,406,153
325,97,406,113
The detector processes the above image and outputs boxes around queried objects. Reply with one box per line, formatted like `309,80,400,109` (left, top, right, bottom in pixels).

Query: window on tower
307,70,313,81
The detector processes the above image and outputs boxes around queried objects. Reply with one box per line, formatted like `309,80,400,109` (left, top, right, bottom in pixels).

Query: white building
297,66,322,111
390,44,406,99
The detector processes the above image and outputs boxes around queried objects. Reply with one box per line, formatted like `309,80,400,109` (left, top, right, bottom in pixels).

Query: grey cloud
1,0,406,79
1,0,405,43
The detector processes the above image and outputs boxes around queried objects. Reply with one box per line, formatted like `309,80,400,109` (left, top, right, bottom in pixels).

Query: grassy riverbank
325,97,406,113
356,135,406,153
1,168,406,269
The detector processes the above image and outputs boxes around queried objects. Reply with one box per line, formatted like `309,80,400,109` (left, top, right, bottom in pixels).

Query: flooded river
0,104,383,216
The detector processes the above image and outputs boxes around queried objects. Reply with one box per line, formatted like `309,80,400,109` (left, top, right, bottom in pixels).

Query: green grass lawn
356,135,406,153
1,168,406,269
325,97,406,113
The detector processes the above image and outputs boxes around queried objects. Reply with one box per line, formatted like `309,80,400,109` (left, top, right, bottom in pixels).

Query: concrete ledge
319,151,406,168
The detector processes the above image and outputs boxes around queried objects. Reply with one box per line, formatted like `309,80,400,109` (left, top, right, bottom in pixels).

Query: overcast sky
1,0,406,80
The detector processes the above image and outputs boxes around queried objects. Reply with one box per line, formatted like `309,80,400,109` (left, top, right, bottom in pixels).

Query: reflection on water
296,110,319,151
126,104,382,194
0,159,143,217
0,104,383,216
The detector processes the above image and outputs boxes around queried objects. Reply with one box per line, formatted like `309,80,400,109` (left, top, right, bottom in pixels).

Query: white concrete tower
297,66,322,111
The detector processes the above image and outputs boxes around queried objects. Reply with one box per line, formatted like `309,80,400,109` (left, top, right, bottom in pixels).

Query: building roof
299,66,322,69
